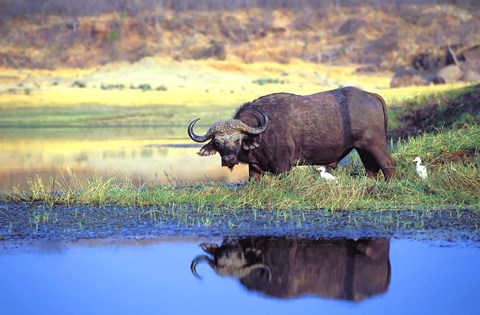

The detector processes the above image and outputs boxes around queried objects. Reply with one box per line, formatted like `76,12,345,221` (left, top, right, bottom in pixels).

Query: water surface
1,236,479,315
0,127,247,191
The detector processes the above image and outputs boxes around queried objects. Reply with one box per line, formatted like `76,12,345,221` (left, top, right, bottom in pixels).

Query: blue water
0,237,479,315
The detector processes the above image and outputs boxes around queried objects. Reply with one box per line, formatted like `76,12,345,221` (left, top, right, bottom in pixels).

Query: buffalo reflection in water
191,237,390,301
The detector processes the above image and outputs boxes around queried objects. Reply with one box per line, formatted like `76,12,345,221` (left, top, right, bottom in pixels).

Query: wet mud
0,202,479,248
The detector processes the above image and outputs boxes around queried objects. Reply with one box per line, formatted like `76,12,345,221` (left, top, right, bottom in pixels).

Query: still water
1,237,479,315
0,127,247,191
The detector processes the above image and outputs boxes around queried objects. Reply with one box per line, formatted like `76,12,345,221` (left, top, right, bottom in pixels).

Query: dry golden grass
0,59,363,107
0,58,471,110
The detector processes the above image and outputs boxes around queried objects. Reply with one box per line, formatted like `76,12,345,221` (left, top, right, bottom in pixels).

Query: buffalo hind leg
357,148,381,179
359,147,396,182
370,146,396,181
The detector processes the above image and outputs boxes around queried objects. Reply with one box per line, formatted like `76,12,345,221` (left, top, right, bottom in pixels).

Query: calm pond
0,236,479,315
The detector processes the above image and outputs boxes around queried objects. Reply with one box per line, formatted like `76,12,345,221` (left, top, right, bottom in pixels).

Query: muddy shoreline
1,202,479,248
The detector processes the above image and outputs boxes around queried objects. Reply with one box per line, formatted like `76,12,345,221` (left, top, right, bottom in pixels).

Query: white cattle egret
318,166,337,181
413,156,428,180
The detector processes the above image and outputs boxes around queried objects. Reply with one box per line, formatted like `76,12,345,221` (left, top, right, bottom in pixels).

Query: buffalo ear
201,243,219,255
198,142,217,156
242,137,261,150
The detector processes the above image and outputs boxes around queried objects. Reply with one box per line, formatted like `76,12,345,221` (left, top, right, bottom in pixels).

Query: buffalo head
187,111,268,169
190,242,272,282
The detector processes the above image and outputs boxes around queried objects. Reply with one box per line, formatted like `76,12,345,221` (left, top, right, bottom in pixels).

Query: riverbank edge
1,202,479,249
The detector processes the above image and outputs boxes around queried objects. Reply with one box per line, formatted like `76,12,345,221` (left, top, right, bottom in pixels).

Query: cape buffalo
191,237,391,301
188,86,396,181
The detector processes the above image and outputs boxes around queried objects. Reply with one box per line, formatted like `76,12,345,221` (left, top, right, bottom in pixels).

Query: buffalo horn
242,263,272,282
187,118,213,143
190,255,212,279
238,110,269,135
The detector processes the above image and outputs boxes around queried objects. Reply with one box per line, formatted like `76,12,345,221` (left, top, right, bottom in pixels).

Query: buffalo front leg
248,164,264,181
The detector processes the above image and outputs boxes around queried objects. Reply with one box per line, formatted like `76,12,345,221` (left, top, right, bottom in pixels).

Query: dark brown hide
191,237,391,301
189,86,396,181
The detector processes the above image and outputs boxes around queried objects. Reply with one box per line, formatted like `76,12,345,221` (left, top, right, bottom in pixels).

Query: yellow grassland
0,58,469,109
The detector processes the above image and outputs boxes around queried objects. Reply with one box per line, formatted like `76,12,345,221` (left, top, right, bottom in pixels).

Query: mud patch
432,147,479,165
1,202,479,248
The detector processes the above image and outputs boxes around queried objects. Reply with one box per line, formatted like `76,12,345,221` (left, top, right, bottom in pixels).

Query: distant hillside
1,0,479,72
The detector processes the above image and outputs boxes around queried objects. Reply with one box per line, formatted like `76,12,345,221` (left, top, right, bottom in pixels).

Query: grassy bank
4,124,479,211
388,84,480,138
